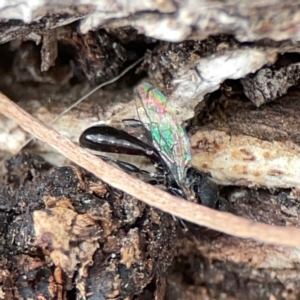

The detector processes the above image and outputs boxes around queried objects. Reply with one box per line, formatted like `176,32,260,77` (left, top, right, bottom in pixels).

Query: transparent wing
136,82,191,183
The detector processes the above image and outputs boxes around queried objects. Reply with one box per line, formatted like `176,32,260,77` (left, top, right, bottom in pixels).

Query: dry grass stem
0,91,299,246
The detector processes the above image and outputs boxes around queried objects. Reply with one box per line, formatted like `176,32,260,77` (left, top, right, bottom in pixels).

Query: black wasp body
79,121,228,212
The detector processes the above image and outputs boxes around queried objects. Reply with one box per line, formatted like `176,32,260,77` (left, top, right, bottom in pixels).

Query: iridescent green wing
136,82,191,183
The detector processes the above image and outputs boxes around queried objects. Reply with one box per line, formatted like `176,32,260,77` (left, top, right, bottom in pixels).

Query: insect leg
97,155,165,185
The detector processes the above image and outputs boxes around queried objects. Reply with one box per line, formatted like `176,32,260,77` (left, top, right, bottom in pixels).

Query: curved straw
1,90,300,247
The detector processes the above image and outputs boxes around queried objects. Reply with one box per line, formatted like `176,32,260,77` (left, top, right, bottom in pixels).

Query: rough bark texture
190,86,300,189
0,153,177,299
2,0,300,43
241,63,300,107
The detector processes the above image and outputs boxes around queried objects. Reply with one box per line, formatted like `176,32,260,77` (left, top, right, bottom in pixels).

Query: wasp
79,83,228,211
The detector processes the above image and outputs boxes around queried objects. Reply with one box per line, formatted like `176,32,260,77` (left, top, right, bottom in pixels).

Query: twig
1,91,300,246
